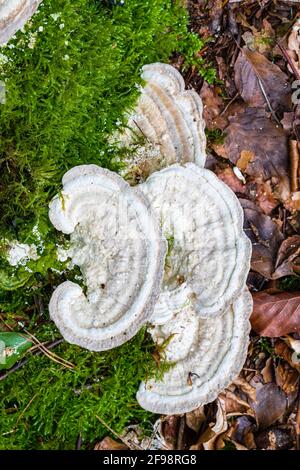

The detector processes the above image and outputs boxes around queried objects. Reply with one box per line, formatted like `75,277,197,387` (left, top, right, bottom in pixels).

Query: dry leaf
274,340,300,373
216,166,246,194
200,81,228,130
234,48,291,112
94,436,128,450
240,199,284,278
287,18,300,75
255,427,293,450
186,406,206,433
251,291,300,337
225,108,290,201
251,383,287,429
273,236,300,279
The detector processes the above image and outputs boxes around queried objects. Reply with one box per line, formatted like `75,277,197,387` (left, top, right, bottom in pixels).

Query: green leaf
0,332,32,370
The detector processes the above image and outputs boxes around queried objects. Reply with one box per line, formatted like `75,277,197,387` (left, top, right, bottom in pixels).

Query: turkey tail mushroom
118,63,206,181
137,289,252,415
0,1,42,44
49,165,167,351
140,163,252,320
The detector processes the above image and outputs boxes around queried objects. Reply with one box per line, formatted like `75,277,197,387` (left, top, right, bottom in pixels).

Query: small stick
0,338,64,381
289,139,300,192
277,42,300,81
96,415,140,450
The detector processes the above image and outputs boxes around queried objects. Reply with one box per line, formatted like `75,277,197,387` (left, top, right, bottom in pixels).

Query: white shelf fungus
49,165,166,351
141,163,251,320
119,63,206,180
137,289,252,415
0,1,42,44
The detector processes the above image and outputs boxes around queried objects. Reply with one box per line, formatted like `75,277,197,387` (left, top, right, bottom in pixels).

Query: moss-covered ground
0,0,206,450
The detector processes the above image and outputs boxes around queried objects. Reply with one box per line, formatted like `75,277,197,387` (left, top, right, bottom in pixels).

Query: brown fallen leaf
251,291,300,337
200,81,228,131
230,415,257,449
234,48,292,113
254,177,279,215
261,357,274,384
186,406,206,433
225,108,290,201
251,383,287,429
275,361,299,395
215,165,246,194
287,18,300,75
240,199,284,278
255,427,293,450
159,415,180,450
274,340,300,374
94,436,128,450
273,235,300,279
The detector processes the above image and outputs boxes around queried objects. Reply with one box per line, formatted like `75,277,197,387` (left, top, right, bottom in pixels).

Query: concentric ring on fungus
137,289,252,415
141,163,252,320
49,165,167,351
0,1,42,44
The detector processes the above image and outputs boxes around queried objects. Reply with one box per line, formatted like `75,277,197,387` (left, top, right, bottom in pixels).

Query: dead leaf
251,383,287,429
237,150,255,172
261,357,274,384
219,389,254,416
225,108,290,201
255,427,293,450
94,436,128,450
233,376,257,403
186,406,206,433
200,81,228,130
254,177,279,215
159,415,180,450
240,199,284,278
215,165,246,194
287,18,300,75
251,291,300,337
274,340,300,373
273,235,300,279
212,398,228,434
234,48,291,112
230,415,257,448
275,362,299,395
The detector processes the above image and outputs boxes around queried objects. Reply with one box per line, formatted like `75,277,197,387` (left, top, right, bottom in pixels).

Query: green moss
0,326,160,450
0,0,202,450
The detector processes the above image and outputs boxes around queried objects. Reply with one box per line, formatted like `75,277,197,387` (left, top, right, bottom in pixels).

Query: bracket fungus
49,165,166,351
141,163,251,320
0,0,42,44
137,289,252,415
119,63,206,181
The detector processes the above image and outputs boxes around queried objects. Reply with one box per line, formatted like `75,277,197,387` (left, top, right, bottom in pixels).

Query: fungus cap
141,163,251,319
137,289,252,415
49,165,166,351
119,63,206,180
0,0,42,44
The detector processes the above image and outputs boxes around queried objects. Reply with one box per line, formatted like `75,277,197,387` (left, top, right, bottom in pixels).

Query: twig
257,77,281,125
96,415,140,450
219,92,239,116
0,338,64,381
277,42,300,81
23,330,74,369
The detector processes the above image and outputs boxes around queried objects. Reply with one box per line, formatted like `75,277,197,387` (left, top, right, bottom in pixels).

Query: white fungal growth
141,163,251,318
49,165,167,351
7,242,39,267
137,289,253,415
0,1,42,44
118,63,206,181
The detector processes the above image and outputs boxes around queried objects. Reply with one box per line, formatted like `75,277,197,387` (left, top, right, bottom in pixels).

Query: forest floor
0,0,300,451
